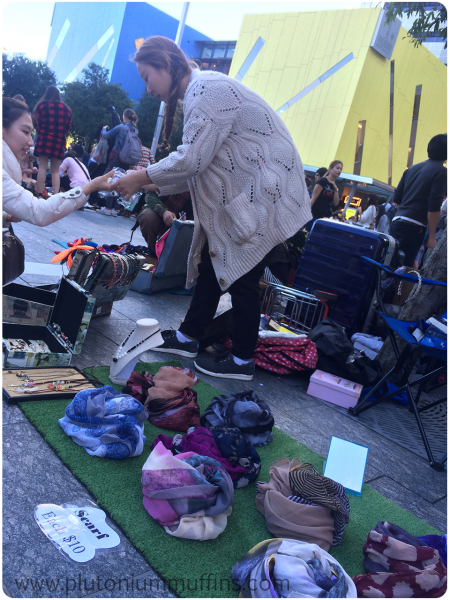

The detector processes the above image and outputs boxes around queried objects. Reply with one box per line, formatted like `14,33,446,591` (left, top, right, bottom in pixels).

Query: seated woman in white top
357,194,378,228
2,97,113,229
59,144,91,191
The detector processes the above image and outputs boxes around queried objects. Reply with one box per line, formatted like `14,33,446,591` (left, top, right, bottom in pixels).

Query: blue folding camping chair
348,257,447,471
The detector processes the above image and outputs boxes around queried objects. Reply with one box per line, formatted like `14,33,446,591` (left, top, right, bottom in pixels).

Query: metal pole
150,2,190,157
343,181,358,218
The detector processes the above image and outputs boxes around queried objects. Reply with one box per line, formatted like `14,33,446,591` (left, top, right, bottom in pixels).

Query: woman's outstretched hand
110,169,151,200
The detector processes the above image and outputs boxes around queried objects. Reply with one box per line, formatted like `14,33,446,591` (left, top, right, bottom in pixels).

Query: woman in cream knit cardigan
113,36,311,381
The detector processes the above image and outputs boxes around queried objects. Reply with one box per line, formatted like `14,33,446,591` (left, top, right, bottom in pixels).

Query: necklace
113,328,161,362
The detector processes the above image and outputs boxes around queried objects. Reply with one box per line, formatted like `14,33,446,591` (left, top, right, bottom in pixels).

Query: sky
2,1,365,62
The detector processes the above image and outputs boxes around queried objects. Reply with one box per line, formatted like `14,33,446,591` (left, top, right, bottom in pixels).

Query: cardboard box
307,370,362,409
3,278,96,368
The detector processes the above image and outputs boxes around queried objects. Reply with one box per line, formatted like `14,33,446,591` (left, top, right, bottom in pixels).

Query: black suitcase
293,219,396,335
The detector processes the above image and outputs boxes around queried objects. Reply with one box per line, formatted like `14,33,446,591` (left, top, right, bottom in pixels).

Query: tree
2,53,57,109
384,3,447,48
135,89,162,149
377,228,447,372
61,63,133,148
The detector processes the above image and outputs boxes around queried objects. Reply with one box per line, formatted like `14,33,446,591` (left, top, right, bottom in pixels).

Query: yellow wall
337,25,447,184
230,8,447,183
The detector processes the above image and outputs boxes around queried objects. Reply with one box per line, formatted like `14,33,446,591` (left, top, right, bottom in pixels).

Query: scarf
353,521,447,597
58,385,148,458
256,458,335,551
150,425,261,489
201,390,274,446
231,538,357,597
141,441,234,541
123,367,200,431
288,462,350,546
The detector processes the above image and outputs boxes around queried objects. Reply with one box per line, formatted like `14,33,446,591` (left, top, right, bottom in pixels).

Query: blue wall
47,3,127,83
111,3,212,100
46,2,212,100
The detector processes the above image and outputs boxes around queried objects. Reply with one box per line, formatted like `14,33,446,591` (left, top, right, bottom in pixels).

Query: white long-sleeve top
146,69,312,291
2,139,86,227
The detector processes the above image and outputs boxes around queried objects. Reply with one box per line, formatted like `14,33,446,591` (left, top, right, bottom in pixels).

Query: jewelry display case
3,283,57,326
2,278,96,368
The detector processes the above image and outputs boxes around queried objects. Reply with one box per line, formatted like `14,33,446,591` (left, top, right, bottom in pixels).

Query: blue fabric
362,256,447,286
362,383,408,406
416,534,447,567
58,386,149,459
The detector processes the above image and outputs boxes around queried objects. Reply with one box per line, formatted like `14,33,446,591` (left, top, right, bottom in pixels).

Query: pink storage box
307,370,362,408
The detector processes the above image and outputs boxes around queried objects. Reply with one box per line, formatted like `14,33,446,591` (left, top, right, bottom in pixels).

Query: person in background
137,190,193,254
102,108,140,171
33,85,72,198
2,97,113,229
13,94,25,102
357,193,378,228
315,167,327,182
375,201,397,234
107,105,121,128
306,160,343,230
59,143,91,207
305,176,313,198
123,143,156,218
390,133,447,267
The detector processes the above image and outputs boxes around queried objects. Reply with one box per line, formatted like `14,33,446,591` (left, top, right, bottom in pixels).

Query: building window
388,60,394,185
408,85,422,167
354,120,366,176
195,41,236,75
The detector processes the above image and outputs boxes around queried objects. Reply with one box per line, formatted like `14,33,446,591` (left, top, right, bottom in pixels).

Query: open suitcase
293,219,397,335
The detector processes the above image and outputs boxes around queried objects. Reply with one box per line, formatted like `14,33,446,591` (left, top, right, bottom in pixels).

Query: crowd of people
3,34,447,381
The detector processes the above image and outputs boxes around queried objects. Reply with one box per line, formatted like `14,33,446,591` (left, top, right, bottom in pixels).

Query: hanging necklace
113,328,161,362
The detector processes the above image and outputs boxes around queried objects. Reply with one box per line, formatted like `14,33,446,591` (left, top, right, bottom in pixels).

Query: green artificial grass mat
18,360,441,598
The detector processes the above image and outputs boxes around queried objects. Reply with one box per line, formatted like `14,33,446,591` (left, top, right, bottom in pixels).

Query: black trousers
390,220,426,267
179,244,275,359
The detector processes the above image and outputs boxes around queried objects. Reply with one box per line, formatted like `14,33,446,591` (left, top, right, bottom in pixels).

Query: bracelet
106,255,118,288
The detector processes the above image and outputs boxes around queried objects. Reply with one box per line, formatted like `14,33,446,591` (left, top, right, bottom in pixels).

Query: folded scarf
256,458,335,551
288,462,350,546
150,426,261,489
231,538,357,597
201,390,274,446
141,441,234,541
123,367,200,432
353,521,447,597
58,385,148,459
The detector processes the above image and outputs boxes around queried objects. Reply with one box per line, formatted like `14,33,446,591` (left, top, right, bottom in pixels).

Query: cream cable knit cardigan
147,70,312,291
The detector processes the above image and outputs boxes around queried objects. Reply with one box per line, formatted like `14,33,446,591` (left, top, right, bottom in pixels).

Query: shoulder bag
3,224,25,285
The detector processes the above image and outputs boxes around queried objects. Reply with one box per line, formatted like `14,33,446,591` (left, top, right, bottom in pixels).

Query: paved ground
3,209,447,597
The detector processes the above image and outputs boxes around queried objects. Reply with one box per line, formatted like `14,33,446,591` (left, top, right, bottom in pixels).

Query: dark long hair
3,97,31,129
362,193,379,212
133,36,194,148
34,85,65,111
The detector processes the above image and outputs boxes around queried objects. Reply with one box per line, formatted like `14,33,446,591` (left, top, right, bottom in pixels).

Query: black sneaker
194,351,254,381
151,329,198,358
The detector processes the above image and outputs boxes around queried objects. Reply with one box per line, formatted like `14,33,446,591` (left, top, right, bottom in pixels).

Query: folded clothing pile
58,385,148,459
150,425,261,489
231,538,357,597
256,458,350,551
141,441,234,541
201,390,274,446
123,366,200,432
353,521,447,598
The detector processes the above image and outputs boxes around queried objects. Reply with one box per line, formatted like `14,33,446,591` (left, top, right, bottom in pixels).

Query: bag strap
73,157,91,181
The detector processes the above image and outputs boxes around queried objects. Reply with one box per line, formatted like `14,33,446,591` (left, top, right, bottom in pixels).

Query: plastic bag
91,136,109,164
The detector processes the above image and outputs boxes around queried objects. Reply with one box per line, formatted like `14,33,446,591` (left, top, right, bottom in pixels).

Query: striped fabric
288,462,350,546
34,102,72,160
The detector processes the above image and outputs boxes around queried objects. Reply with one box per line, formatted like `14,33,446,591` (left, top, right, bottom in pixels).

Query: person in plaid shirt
33,85,72,197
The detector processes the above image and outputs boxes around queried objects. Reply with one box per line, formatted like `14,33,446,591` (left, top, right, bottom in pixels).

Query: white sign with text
34,504,120,563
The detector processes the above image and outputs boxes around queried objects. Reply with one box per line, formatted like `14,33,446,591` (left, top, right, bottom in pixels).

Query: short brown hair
133,36,193,145
3,97,31,129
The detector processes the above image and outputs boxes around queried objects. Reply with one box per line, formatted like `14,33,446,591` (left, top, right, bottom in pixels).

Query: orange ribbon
51,238,95,268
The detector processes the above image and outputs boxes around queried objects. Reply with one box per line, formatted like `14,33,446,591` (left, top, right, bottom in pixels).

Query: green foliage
2,53,57,109
135,88,162,149
384,2,447,48
61,63,134,148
